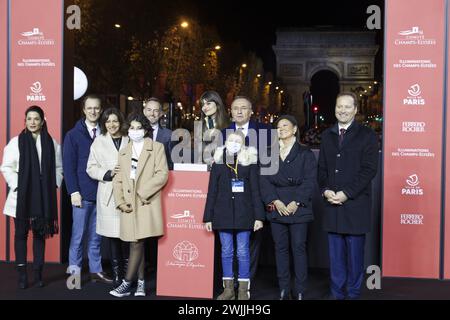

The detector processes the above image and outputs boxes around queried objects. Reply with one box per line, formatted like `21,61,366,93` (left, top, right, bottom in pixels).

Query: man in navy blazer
223,96,271,280
142,97,173,276
143,97,173,170
318,92,378,300
63,94,112,284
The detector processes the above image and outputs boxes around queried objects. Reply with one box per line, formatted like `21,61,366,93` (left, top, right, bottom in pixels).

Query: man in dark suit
318,92,379,300
142,97,173,276
223,96,272,281
143,97,173,170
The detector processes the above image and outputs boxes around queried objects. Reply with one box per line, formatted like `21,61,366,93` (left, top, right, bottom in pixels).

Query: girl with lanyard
203,131,264,300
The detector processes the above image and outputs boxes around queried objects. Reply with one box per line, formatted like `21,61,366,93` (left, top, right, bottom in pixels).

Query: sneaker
134,279,146,297
109,279,131,297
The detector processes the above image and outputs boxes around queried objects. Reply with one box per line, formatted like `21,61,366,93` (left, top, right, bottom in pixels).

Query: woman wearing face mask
259,115,317,300
110,112,168,297
87,107,129,287
203,131,264,300
1,105,63,289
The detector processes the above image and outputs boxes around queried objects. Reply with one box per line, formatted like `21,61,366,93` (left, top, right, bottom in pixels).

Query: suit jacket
63,119,98,201
222,120,272,152
113,138,169,241
155,126,173,170
260,142,317,224
318,121,379,234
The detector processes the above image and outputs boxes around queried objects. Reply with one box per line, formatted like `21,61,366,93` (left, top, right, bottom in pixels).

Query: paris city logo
403,84,425,106
27,82,46,102
401,174,424,196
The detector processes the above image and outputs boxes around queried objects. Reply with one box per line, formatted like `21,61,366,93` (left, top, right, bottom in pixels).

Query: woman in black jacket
203,131,264,300
260,115,317,300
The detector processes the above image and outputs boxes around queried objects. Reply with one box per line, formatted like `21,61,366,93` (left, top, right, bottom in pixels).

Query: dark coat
155,126,173,170
318,121,379,234
260,142,317,224
222,120,272,151
63,119,98,201
203,147,265,230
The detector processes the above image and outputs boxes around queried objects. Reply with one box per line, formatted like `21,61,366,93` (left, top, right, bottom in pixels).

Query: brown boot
237,280,250,300
217,279,235,300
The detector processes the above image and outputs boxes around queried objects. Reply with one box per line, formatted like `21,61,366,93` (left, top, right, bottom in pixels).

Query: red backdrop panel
382,0,446,278
157,171,214,299
0,0,8,261
444,0,450,279
8,0,63,262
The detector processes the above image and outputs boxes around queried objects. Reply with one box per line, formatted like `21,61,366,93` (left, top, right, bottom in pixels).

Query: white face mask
128,129,145,142
226,141,242,154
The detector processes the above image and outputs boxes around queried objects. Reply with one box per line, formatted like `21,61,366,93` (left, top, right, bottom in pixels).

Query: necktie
207,117,214,129
339,128,346,147
92,128,97,140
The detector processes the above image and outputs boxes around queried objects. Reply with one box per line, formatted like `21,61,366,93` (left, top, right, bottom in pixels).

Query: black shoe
109,279,132,297
90,272,113,284
33,267,45,288
16,265,28,289
279,289,291,300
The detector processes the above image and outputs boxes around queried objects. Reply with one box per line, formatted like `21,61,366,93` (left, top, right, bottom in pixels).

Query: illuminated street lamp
180,21,189,28
214,45,221,50
241,63,247,68
114,24,121,28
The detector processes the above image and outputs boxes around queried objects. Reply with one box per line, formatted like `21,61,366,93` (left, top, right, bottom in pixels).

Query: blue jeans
68,201,103,274
328,233,366,300
219,230,251,280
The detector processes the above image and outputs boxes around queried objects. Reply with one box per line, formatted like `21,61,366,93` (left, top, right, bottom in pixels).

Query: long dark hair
99,107,127,136
199,90,230,130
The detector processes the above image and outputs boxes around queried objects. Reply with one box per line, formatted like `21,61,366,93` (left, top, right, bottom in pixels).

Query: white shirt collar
85,120,100,136
338,121,353,131
152,124,159,139
236,121,250,136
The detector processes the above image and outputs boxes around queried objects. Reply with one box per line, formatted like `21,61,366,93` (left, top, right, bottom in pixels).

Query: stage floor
0,262,450,300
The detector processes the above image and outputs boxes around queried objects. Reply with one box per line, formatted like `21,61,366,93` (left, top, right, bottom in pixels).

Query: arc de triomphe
273,29,379,126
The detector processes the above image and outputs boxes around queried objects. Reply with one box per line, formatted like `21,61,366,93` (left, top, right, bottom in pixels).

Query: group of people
1,90,379,300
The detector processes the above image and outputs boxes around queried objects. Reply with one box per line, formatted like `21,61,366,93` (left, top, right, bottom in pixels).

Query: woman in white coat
0,105,63,289
87,107,129,286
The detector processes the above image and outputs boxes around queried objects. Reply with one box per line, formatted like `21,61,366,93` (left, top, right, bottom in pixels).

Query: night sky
112,0,384,75
177,0,385,74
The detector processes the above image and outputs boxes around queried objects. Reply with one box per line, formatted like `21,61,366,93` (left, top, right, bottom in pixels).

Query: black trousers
109,237,129,262
249,228,263,280
14,218,45,270
270,222,308,295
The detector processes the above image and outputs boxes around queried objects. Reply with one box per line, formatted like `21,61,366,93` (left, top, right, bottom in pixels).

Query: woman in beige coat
86,107,129,286
110,112,168,298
